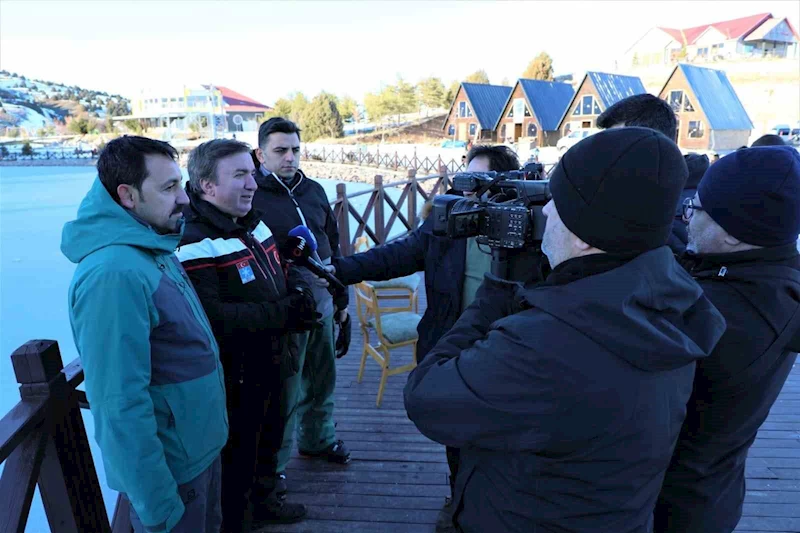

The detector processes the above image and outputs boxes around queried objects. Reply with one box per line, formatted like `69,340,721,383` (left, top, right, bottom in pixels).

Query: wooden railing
302,146,467,175
0,340,131,533
330,166,453,255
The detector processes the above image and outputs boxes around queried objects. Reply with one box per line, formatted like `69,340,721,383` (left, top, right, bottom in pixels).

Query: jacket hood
255,167,308,194
61,177,182,263
518,246,725,371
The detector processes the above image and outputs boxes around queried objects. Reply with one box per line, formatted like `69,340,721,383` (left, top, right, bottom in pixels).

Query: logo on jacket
237,260,256,284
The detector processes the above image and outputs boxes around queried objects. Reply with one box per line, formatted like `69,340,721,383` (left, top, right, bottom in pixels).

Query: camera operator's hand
282,287,323,332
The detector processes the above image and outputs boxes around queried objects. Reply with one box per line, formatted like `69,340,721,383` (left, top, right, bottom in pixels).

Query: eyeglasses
681,197,704,222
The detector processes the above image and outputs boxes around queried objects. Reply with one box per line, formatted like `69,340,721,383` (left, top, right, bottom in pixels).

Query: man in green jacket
61,136,229,533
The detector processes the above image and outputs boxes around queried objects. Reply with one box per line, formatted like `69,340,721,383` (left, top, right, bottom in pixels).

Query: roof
210,85,271,110
587,72,647,108
665,64,753,130
225,105,270,114
460,83,513,130
656,13,772,45
744,17,800,42
496,79,574,131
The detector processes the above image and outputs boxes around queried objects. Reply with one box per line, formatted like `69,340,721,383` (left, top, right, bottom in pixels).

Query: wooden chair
354,281,421,407
354,236,420,313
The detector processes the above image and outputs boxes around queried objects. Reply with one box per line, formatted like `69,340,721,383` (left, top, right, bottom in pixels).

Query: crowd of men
61,96,800,533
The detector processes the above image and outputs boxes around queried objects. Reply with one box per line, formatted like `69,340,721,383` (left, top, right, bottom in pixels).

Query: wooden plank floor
259,283,800,533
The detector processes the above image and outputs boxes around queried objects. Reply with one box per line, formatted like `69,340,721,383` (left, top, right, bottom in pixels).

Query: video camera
431,169,551,279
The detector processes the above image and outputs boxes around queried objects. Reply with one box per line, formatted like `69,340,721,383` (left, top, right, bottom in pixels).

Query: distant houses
624,12,799,68
658,64,753,151
442,82,512,142
555,72,647,137
494,79,575,147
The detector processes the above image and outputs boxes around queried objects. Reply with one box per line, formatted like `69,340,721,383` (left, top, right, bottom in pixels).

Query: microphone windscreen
288,225,318,251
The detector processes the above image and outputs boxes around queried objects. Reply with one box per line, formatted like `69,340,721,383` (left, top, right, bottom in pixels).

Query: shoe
435,497,457,532
251,499,306,526
275,472,287,500
298,439,351,464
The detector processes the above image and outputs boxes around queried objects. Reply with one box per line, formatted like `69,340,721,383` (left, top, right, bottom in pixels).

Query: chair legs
376,346,391,407
358,328,370,383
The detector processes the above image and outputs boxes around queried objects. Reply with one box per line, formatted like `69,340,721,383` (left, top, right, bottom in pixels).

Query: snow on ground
2,103,50,131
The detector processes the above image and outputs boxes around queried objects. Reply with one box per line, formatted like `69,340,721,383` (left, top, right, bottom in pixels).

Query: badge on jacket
237,260,256,284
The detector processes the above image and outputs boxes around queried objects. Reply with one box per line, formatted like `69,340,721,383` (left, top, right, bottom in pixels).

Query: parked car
557,128,600,153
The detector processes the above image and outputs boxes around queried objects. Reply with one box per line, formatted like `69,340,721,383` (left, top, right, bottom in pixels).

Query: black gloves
335,312,352,358
283,287,323,332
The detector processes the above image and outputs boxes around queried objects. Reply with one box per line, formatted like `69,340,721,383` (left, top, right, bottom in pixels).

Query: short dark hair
466,144,520,172
596,94,677,140
751,134,787,147
97,135,178,203
188,139,252,194
258,117,302,150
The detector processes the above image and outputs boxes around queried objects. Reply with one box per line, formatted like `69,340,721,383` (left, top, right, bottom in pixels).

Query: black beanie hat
549,127,688,254
697,146,800,247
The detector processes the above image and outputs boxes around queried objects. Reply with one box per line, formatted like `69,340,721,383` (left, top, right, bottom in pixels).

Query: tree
632,52,640,66
289,92,308,125
417,77,447,110
465,70,490,84
445,80,461,104
337,95,358,121
500,77,511,86
394,77,417,117
0,145,8,159
266,98,293,120
21,141,33,157
522,52,554,81
301,93,343,141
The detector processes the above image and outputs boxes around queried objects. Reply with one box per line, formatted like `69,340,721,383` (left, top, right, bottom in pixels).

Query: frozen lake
0,165,415,531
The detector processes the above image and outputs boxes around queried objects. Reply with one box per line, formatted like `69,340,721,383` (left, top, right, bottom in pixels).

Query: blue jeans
129,455,222,533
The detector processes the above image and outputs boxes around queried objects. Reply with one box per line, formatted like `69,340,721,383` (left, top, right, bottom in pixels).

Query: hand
283,288,322,331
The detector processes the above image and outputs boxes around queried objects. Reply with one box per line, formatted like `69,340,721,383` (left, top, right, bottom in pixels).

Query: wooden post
336,183,352,256
321,147,326,162
393,152,399,170
374,175,386,244
11,340,111,533
407,169,418,230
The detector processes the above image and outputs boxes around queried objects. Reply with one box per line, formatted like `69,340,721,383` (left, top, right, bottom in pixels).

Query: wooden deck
260,284,800,533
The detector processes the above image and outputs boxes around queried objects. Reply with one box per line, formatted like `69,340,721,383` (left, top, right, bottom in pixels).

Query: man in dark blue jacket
404,128,727,533
654,146,800,533
329,144,520,532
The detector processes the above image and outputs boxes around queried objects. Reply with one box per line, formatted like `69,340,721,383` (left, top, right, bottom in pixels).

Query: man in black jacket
251,118,351,495
654,145,800,533
177,139,315,531
404,127,727,533
328,144,520,532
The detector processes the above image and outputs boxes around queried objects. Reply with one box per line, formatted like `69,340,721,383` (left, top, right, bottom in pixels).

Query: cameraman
404,128,727,533
329,144,520,532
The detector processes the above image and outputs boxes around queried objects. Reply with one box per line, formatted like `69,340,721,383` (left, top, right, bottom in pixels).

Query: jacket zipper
270,172,308,227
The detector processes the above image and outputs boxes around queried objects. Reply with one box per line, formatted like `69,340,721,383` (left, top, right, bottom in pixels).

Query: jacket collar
683,243,799,274
255,166,306,193
543,251,640,287
185,184,261,234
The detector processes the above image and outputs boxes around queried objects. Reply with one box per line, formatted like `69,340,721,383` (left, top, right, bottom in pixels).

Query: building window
688,120,704,138
527,123,538,137
500,124,507,138
469,123,477,136
582,95,593,115
564,123,572,136
669,90,684,112
459,102,466,117
448,124,455,135
593,100,601,114
524,105,532,117
466,105,473,117
572,102,581,116
507,108,514,118
683,95,695,112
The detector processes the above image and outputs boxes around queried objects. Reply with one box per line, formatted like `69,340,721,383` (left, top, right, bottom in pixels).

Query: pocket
161,376,228,463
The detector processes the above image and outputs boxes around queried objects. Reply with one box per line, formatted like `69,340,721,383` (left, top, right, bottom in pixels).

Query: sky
1,0,798,105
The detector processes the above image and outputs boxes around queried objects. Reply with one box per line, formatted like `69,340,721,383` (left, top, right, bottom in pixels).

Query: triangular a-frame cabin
493,79,575,147
442,82,512,142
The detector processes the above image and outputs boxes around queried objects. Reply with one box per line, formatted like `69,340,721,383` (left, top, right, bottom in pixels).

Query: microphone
280,235,346,292
288,225,323,263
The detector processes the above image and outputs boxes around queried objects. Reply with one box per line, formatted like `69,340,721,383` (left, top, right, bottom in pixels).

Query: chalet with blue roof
555,72,647,139
493,79,575,148
658,63,753,152
443,82,512,142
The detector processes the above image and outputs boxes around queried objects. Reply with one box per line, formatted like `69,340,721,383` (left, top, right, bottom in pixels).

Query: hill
319,113,450,145
0,71,130,135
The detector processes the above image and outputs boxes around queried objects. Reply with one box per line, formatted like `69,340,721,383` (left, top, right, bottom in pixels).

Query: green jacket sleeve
70,269,185,532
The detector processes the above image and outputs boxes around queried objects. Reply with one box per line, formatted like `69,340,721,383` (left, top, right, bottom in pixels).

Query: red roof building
624,13,799,67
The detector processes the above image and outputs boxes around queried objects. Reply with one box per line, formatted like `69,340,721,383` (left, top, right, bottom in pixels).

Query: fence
302,146,467,175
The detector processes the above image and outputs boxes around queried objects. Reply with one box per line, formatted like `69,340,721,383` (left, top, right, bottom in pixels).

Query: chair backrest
354,236,371,253
354,281,384,339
